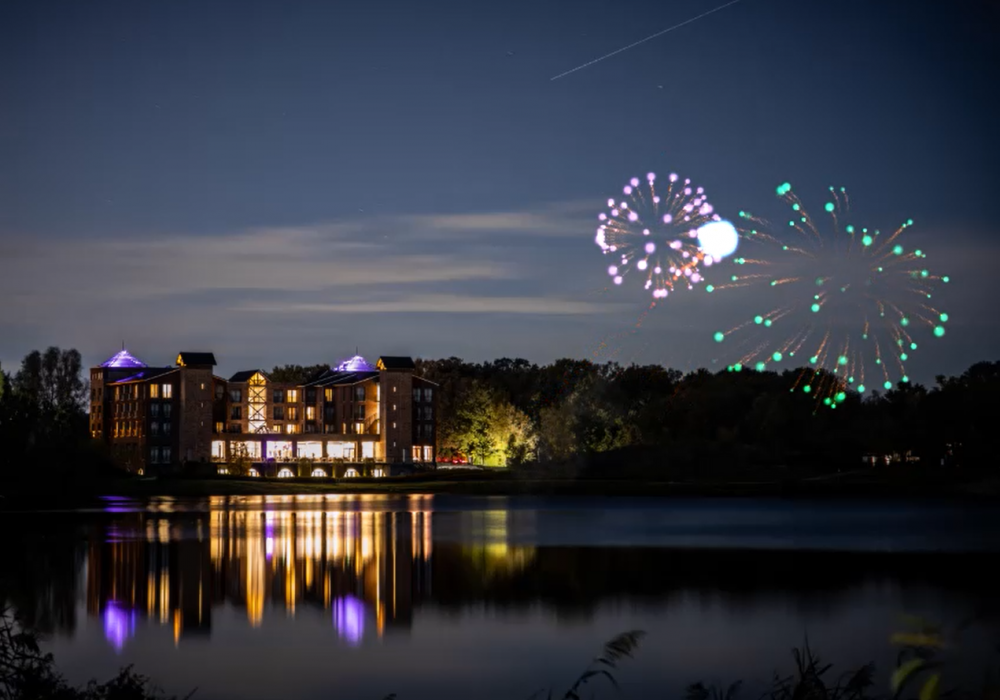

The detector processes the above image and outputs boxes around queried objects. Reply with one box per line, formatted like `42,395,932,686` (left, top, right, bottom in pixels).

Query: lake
2,495,998,700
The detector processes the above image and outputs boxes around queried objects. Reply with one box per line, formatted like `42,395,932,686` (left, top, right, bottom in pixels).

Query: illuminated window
354,422,363,434
306,406,315,420
362,442,374,459
211,441,225,459
162,384,173,399
373,468,385,478
287,406,299,421
344,468,359,478
214,422,223,434
248,468,260,477
217,467,229,475
392,404,397,411
285,424,300,435
287,389,299,402
392,422,396,429
277,468,294,478
200,383,206,391
412,446,422,462
150,384,160,398
423,446,433,462
311,468,327,478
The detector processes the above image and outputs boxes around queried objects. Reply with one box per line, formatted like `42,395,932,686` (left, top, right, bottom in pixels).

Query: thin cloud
241,294,619,315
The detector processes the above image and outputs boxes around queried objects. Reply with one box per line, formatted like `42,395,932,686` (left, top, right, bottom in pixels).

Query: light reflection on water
5,496,998,700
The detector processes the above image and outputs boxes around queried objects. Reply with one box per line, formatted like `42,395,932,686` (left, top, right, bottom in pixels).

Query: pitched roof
334,355,376,372
176,352,217,367
309,371,378,388
108,367,179,384
100,349,148,369
377,356,415,370
229,370,267,383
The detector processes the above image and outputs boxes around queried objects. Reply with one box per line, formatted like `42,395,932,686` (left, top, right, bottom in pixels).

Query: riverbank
1,467,997,510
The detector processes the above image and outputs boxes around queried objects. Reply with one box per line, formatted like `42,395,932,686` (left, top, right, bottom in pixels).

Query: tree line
1,347,997,481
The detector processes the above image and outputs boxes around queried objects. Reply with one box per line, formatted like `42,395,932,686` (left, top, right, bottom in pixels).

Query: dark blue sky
2,0,997,380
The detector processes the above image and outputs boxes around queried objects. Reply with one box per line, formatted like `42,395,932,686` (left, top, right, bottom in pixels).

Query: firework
595,172,723,300
709,182,951,408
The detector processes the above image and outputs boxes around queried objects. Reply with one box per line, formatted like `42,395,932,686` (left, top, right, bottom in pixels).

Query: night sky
2,0,997,381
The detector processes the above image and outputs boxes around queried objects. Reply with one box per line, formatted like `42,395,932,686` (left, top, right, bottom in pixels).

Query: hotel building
89,349,436,476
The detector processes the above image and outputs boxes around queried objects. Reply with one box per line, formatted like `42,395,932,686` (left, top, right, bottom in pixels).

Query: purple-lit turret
334,355,376,373
100,349,148,369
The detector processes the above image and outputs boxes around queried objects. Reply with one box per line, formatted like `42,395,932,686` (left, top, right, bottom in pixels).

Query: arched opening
217,467,229,475
277,468,294,478
311,468,327,478
248,468,260,478
343,468,359,478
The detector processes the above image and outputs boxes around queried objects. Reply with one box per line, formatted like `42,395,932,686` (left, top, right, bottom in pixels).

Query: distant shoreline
2,469,997,510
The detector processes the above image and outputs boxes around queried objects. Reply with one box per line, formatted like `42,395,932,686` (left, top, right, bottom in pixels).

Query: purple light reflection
332,595,365,646
333,355,376,373
100,350,148,369
103,601,137,652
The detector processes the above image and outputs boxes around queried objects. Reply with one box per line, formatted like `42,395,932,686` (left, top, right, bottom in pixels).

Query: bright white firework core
696,219,739,260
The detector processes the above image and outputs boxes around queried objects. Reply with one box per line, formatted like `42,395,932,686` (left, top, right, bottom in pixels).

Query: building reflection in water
86,494,519,651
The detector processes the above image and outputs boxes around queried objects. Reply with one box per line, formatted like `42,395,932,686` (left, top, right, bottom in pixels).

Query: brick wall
179,368,214,463
379,370,413,463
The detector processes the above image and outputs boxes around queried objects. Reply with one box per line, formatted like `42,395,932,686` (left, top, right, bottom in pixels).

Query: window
354,404,365,421
150,421,160,437
287,406,299,421
412,446,422,462
163,404,172,418
272,389,285,404
424,388,433,402
163,421,172,436
392,404,397,412
344,468,359,478
150,447,160,464
217,467,229,475
311,468,327,478
230,388,242,402
162,384,173,399
325,388,333,402
373,468,385,478
248,468,260,478
214,422,224,434
413,388,421,402
306,406,315,420
200,383,206,391
306,388,316,403
150,384,160,399
287,389,299,402
228,423,241,434
273,406,285,421
305,424,317,433
277,468,294,478
150,403,160,418
231,406,242,420
285,424,300,435
423,446,433,462
352,421,362,434
162,447,171,464
324,405,335,422
355,386,365,401
362,442,374,459
392,422,397,429
215,384,224,400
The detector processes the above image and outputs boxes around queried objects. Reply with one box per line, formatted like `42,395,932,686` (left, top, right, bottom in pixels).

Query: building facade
90,350,436,476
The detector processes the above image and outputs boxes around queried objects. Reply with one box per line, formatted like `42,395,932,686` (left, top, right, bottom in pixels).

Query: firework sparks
709,182,951,408
596,171,722,300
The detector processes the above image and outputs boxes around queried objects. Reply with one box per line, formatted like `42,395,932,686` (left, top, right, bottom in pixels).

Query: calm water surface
3,495,998,700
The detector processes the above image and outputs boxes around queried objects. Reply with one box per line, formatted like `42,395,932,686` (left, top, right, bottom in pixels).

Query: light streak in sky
550,0,743,81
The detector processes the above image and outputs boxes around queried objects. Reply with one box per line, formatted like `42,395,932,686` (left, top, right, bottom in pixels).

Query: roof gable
176,352,217,367
377,356,415,370
229,369,268,383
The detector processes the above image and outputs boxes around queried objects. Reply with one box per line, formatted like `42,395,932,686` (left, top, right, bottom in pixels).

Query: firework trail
551,0,743,81
708,182,951,408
